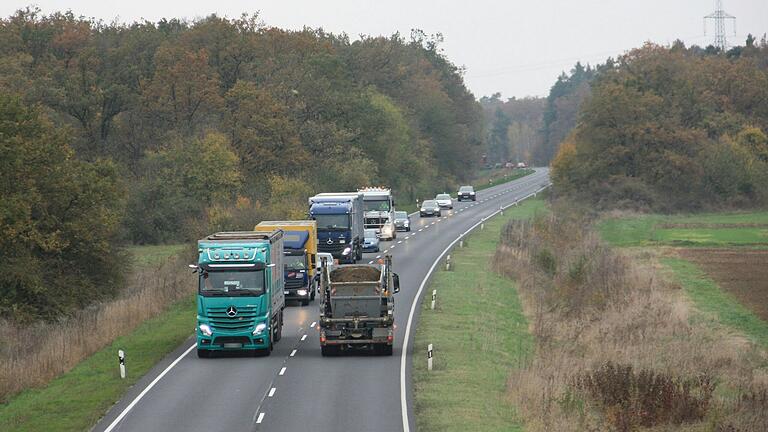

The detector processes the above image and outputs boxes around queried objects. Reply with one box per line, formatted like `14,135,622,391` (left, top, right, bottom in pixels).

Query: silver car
435,193,453,209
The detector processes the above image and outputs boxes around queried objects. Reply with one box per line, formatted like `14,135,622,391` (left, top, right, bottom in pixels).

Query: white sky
3,1,767,98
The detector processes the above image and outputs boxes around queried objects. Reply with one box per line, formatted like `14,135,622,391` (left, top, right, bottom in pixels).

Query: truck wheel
197,348,211,358
374,344,393,356
321,345,339,357
274,313,283,342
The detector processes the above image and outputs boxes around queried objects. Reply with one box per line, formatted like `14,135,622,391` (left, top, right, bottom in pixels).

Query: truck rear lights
387,335,393,343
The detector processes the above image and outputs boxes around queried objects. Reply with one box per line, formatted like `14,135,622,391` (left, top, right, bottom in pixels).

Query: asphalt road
94,168,550,432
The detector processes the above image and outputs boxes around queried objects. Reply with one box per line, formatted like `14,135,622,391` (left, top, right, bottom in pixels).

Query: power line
704,0,736,51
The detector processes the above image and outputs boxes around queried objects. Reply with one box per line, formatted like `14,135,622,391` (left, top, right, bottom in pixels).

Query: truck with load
358,187,396,240
308,192,364,264
317,255,400,356
194,231,285,358
255,220,317,306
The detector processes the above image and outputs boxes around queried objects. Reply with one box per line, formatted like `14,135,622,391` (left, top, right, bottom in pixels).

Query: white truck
358,187,396,240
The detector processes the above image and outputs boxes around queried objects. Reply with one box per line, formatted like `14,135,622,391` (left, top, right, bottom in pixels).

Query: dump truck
194,231,285,358
255,220,317,306
317,255,400,356
308,192,364,264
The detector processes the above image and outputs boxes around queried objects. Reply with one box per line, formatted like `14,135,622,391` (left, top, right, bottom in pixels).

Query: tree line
0,9,483,320
552,37,768,211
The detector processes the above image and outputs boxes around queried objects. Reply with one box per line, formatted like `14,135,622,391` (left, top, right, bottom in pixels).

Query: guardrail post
431,289,437,310
428,344,433,371
118,349,126,379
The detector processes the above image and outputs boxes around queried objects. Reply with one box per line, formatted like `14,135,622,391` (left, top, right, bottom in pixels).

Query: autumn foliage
551,41,768,211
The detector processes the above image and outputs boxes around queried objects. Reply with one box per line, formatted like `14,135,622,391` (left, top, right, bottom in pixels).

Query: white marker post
500,205,504,215
445,255,451,271
459,239,464,248
431,290,437,310
427,344,433,371
118,349,126,379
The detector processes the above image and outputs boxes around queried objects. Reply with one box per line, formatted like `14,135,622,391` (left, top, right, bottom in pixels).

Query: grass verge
0,297,195,432
412,198,544,432
661,257,768,348
599,211,768,247
128,244,186,266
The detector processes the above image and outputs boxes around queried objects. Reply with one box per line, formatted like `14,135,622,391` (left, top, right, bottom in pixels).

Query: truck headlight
297,289,308,296
198,323,212,336
470,192,475,195
342,247,352,256
252,323,267,335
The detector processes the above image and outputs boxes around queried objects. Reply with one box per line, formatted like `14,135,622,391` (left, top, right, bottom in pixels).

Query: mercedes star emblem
226,306,238,317
327,239,334,245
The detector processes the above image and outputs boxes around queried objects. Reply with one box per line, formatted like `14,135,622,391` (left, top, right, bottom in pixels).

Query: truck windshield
363,199,390,212
199,270,265,296
314,214,350,230
284,255,307,270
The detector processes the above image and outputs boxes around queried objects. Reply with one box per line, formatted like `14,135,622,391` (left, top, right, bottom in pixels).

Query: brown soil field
678,248,768,320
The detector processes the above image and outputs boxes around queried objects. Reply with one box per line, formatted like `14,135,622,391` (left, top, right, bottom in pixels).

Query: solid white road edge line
103,343,197,432
399,185,547,432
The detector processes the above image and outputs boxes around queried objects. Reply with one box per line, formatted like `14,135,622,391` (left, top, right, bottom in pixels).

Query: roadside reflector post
118,349,126,379
428,344,433,371
500,205,504,215
459,239,464,248
480,221,485,230
431,289,437,310
445,255,451,271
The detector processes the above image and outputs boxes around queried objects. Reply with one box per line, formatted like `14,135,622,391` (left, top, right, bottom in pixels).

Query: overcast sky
2,1,766,99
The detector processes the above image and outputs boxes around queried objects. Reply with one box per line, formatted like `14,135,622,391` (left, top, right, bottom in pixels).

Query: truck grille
207,306,257,331
365,217,386,227
213,336,251,346
318,243,346,254
285,278,305,289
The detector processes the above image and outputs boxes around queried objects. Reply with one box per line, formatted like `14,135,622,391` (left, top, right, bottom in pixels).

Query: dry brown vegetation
493,211,768,431
0,257,194,402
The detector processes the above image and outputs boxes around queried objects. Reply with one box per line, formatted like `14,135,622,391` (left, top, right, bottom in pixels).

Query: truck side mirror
188,264,198,273
393,273,400,293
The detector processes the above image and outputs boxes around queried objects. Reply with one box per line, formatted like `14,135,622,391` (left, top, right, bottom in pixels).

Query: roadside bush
574,362,714,431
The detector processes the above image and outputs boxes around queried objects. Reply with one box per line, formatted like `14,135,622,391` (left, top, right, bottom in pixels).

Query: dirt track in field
677,248,768,321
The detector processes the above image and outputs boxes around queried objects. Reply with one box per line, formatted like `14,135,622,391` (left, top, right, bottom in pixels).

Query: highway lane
94,168,549,432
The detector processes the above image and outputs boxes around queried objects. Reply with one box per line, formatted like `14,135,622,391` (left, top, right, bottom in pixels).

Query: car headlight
470,192,475,195
404,221,409,226
297,289,308,296
199,323,212,336
252,322,267,335
342,247,352,256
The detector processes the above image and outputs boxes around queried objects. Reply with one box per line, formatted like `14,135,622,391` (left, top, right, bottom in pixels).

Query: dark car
393,211,411,231
420,200,441,217
457,185,476,201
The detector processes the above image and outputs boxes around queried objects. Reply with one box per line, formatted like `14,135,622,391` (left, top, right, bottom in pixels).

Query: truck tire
321,345,340,357
374,344,393,356
274,313,283,342
197,348,211,358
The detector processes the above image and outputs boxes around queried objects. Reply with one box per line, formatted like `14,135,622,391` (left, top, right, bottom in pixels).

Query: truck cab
358,187,396,240
195,231,285,358
255,221,317,307
309,193,364,264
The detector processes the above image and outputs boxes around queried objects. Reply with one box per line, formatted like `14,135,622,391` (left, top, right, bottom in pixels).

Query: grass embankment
413,198,545,432
599,212,768,348
127,244,186,266
599,211,768,247
0,245,194,432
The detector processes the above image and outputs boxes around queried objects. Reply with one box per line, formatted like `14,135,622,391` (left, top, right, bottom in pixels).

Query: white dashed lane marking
290,349,297,357
268,388,276,397
279,367,287,376
301,335,307,341
256,413,265,424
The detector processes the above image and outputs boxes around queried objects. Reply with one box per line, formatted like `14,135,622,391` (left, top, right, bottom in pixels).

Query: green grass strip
661,257,768,348
0,297,195,432
413,198,544,432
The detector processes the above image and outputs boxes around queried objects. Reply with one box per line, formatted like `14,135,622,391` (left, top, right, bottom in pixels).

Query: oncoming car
435,193,453,209
420,200,441,217
393,211,411,231
457,185,476,201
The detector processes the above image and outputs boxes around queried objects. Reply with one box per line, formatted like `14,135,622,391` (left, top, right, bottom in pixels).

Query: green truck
318,255,400,356
194,231,285,358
